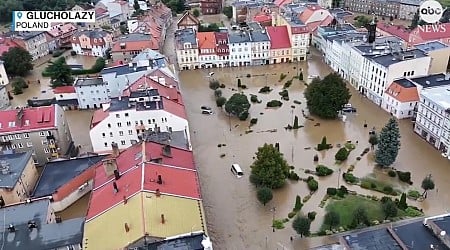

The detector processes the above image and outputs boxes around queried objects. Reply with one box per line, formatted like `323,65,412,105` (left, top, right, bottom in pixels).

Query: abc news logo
419,0,444,24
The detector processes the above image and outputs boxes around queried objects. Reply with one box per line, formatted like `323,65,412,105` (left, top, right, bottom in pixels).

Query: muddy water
55,192,91,220
179,51,450,249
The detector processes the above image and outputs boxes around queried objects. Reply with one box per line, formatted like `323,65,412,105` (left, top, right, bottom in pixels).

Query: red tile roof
377,24,411,41
274,0,292,7
123,75,182,104
385,82,419,102
0,105,56,134
197,32,216,50
87,142,200,220
162,98,187,119
0,37,19,56
266,26,291,49
147,69,180,89
47,23,77,38
253,14,272,24
111,40,158,52
91,109,109,128
53,86,76,94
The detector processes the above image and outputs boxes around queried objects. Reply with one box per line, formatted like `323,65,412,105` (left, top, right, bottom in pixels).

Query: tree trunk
422,190,427,198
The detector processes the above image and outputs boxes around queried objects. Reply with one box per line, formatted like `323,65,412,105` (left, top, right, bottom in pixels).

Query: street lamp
337,169,341,188
270,206,276,232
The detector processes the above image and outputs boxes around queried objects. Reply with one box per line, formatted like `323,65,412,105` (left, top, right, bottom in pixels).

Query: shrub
250,95,259,103
259,86,272,93
383,185,393,194
307,178,319,192
214,89,222,97
397,171,411,184
407,190,421,199
283,79,293,89
294,195,303,212
360,180,371,189
220,84,226,88
405,207,423,217
71,57,105,75
398,193,407,210
371,182,377,189
266,100,283,107
288,211,297,218
380,196,392,204
316,165,334,176
308,211,317,221
250,118,258,125
343,173,358,184
273,219,285,229
279,73,287,82
216,97,226,107
317,136,331,151
335,147,349,161
238,111,249,121
288,171,300,181
327,187,337,196
388,170,396,177
339,185,348,194
70,50,76,56
237,78,242,87
209,79,220,90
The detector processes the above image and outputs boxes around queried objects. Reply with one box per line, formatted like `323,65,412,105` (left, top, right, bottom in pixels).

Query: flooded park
179,51,450,249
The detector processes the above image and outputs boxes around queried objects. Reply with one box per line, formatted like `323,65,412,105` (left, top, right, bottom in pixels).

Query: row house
110,33,158,63
9,32,49,60
46,23,78,49
215,32,230,68
175,28,200,70
343,0,421,20
71,30,113,57
378,23,450,47
266,26,292,64
249,22,270,65
74,77,109,109
197,32,218,68
177,11,200,32
201,0,222,15
0,105,74,166
231,1,278,24
228,30,252,67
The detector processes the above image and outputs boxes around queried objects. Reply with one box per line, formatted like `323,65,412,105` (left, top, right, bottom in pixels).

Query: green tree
335,147,349,161
398,193,407,210
133,0,140,10
353,206,369,226
299,71,303,81
0,0,23,23
292,216,311,237
1,47,33,76
209,79,220,90
375,118,401,167
382,200,398,220
216,96,226,107
369,134,378,149
225,93,251,119
223,6,233,19
293,116,299,129
354,15,371,27
421,175,435,198
193,8,200,17
12,77,27,95
256,186,273,206
214,89,222,97
249,143,290,189
45,57,74,88
324,211,340,230
307,178,318,192
304,73,351,119
410,10,419,29
293,195,302,212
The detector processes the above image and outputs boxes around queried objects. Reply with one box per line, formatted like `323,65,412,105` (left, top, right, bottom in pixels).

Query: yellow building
266,26,292,64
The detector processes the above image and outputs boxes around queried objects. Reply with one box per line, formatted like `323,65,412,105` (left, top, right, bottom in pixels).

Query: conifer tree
375,118,401,167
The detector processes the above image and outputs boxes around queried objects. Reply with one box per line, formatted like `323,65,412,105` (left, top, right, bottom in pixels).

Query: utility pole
271,207,276,232
337,169,341,188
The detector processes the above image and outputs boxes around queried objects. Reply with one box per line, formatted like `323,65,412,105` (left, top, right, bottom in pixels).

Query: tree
12,78,27,95
335,147,349,161
223,6,233,19
256,187,273,206
193,8,200,17
209,79,220,90
421,175,435,198
133,0,140,10
354,15,371,27
299,71,303,81
375,118,401,167
225,93,251,119
249,143,290,189
382,200,397,220
45,57,74,88
0,0,23,23
353,206,369,226
304,73,351,119
293,116,299,129
324,211,340,230
410,10,419,29
216,97,226,107
293,195,302,212
214,89,222,97
292,216,311,237
1,47,33,76
369,134,378,149
398,193,407,210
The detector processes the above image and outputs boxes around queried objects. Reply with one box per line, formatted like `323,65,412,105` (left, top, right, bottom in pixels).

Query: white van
231,164,244,178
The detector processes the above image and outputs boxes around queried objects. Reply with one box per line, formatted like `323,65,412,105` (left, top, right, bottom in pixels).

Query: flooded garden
179,53,450,249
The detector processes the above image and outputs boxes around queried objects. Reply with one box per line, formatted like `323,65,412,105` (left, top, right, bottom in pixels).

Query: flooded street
55,192,90,220
179,50,450,249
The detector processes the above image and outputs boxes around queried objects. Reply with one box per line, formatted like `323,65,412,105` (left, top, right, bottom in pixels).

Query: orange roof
111,40,158,52
53,86,75,94
385,81,419,102
274,0,292,7
197,32,216,50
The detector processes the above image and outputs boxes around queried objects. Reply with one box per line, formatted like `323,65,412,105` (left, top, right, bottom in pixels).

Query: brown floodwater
55,192,91,220
179,50,450,250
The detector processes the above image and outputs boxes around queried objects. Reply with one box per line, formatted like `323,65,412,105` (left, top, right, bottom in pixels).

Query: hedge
42,57,106,77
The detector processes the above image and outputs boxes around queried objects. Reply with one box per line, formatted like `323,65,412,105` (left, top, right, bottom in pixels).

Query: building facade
214,32,230,68
200,0,222,15
71,30,113,57
177,11,200,31
0,85,10,110
110,34,155,63
0,105,74,166
343,0,400,18
175,28,199,70
381,79,419,119
228,30,252,67
10,32,49,60
74,77,109,109
267,26,292,64
197,32,218,68
249,22,270,65
398,0,422,20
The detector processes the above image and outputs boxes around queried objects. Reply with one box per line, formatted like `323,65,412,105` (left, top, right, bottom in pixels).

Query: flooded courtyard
179,51,450,249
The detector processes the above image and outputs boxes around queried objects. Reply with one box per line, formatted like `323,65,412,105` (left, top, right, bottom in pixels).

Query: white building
228,30,252,67
101,64,154,98
74,77,109,109
0,61,9,86
89,89,190,152
414,85,450,152
359,49,431,106
248,22,270,66
175,28,199,70
289,26,310,62
0,85,10,110
197,32,218,68
53,86,78,110
381,79,419,119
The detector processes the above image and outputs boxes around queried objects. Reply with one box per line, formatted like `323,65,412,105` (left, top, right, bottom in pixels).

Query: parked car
201,106,212,110
342,107,357,113
202,110,213,115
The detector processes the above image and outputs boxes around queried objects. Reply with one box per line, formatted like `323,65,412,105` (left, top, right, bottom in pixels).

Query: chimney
161,214,165,224
157,175,163,185
124,223,130,232
155,188,161,197
27,221,37,231
111,142,120,157
103,159,118,177
8,224,15,233
162,145,172,157
113,181,119,193
0,196,5,207
123,195,127,204
114,169,121,180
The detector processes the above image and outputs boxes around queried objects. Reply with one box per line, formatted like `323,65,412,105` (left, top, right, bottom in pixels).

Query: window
110,132,113,137
107,123,111,128
148,119,151,124
104,142,108,147
126,121,131,126
116,114,120,118
11,144,16,149
15,134,21,139
102,133,106,137
119,131,124,136
117,122,122,127
128,130,133,135
39,131,46,137
27,142,33,147
121,140,126,145
17,143,23,148
44,148,50,153
24,133,30,138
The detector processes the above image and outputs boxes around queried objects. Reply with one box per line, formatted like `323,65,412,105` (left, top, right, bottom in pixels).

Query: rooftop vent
27,221,37,231
157,175,163,185
113,181,119,193
120,43,126,49
426,80,431,85
8,224,15,233
0,160,10,175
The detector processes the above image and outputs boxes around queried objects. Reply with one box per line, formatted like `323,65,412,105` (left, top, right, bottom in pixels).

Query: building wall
75,84,109,109
0,86,10,110
381,94,417,119
270,48,292,64
0,62,9,86
176,47,199,70
441,112,450,159
111,49,145,63
21,33,50,60
90,109,190,152
52,175,94,212
291,33,309,61
399,3,420,20
414,95,447,149
0,157,38,204
344,0,400,18
229,42,252,66
426,48,450,74
55,92,78,101
250,41,270,65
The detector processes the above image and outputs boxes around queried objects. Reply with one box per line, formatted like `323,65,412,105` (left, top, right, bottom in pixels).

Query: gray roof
415,41,448,53
324,32,367,43
398,0,423,6
9,31,45,40
145,233,207,249
108,94,163,112
229,31,251,44
175,29,197,49
101,64,149,76
409,73,450,88
250,30,270,42
74,29,109,39
394,78,416,88
394,220,447,250
74,77,104,87
420,85,450,109
133,49,165,61
116,33,152,43
32,155,105,198
142,131,190,150
318,24,356,34
0,199,85,249
345,228,401,249
365,49,427,67
0,151,33,189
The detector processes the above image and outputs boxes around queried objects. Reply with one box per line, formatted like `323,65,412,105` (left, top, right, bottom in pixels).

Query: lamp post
270,206,276,232
337,169,341,188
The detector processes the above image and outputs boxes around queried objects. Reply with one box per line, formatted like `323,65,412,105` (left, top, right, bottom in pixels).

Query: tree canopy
381,200,398,220
225,93,251,118
375,118,401,167
353,206,369,226
1,47,33,76
45,57,74,88
161,0,185,14
304,73,351,119
256,187,273,206
421,175,435,198
292,216,311,237
249,143,290,189
223,6,233,19
324,211,340,230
